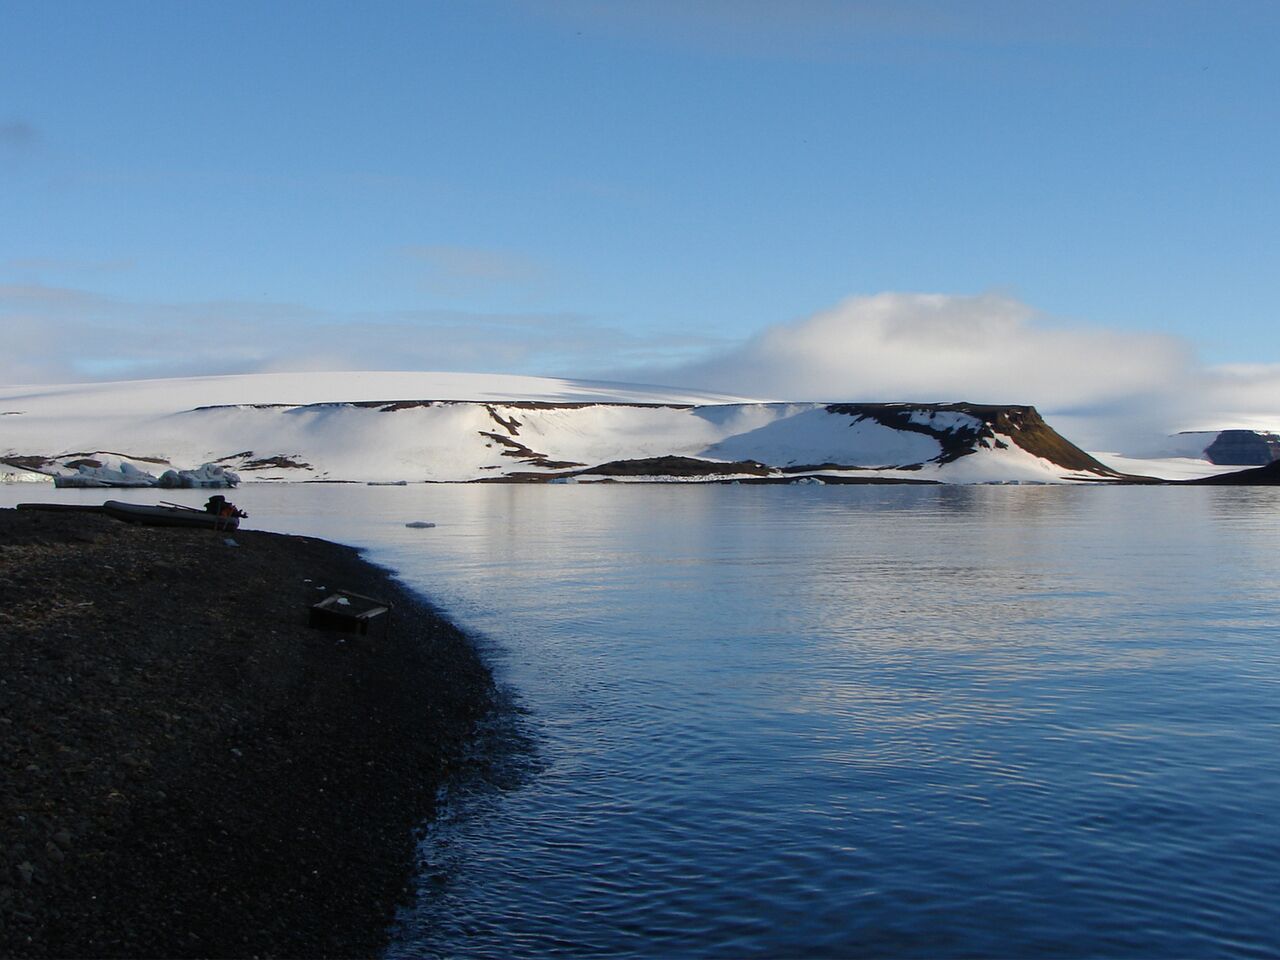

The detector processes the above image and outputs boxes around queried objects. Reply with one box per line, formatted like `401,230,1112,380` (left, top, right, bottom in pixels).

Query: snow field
0,371,1243,484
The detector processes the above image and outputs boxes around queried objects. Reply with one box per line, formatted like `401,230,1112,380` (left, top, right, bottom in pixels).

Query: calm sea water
7,484,1280,957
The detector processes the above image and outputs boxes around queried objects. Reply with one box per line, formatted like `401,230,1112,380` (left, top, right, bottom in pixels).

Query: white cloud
4,282,1277,453
647,291,1279,450
669,292,1190,403
0,283,719,386
1193,363,1280,431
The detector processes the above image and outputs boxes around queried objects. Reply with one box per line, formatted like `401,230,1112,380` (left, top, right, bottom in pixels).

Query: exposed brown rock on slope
826,403,1123,474
0,508,495,958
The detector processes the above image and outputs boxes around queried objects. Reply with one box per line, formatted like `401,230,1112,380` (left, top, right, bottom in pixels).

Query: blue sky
2,0,1278,436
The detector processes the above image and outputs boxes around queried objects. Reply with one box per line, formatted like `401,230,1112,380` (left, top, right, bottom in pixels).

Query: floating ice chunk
55,460,157,488
0,467,53,484
158,462,240,488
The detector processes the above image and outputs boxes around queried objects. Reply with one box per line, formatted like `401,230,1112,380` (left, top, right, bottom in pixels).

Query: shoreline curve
0,507,496,958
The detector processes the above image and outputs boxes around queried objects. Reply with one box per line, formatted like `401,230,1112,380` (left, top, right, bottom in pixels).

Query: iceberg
157,463,241,488
54,461,157,488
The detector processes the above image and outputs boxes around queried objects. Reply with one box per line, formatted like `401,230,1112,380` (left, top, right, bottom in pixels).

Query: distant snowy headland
0,371,1260,485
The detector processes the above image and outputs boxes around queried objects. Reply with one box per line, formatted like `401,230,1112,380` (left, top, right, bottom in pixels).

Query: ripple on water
97,483,1276,959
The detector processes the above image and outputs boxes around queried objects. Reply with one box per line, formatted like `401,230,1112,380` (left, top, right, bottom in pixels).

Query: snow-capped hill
0,373,1125,484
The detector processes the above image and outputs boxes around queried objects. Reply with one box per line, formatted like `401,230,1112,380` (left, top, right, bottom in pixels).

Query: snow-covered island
0,372,1271,485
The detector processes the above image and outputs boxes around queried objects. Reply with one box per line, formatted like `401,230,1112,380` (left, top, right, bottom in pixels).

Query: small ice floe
405,521,436,528
0,467,52,484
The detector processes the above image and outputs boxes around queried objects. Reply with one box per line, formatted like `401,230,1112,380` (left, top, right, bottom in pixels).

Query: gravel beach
0,506,496,958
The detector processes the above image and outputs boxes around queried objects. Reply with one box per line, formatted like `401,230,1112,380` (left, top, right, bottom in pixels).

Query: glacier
0,370,1220,485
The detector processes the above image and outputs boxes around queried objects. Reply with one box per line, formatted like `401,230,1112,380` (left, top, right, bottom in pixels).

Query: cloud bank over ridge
669,292,1189,407
2,281,1276,452
643,292,1280,451
0,282,718,386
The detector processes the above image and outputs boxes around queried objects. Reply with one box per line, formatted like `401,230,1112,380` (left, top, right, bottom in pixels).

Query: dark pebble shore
0,507,497,958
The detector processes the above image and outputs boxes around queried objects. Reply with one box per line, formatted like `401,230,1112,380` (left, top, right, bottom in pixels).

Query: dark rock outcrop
1184,460,1280,485
577,456,774,478
1203,430,1280,466
825,403,1122,476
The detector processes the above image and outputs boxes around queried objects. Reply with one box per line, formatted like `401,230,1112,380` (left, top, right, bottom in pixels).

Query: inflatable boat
101,500,241,530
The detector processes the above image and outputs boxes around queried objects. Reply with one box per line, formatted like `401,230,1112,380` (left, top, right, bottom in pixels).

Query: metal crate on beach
309,590,392,636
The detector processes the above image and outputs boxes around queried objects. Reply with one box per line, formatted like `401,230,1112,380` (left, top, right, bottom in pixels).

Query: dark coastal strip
0,508,496,958
1183,458,1280,484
